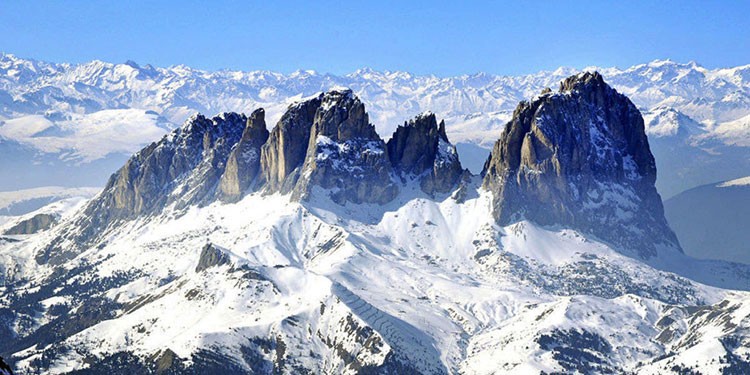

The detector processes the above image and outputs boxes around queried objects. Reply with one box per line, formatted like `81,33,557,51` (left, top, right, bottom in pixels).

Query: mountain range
1,54,750,198
1,73,750,374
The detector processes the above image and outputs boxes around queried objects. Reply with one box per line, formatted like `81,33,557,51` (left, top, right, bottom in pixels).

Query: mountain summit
39,90,467,264
482,72,680,258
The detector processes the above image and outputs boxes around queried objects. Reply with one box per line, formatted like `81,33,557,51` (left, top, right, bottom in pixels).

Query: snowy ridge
0,186,99,216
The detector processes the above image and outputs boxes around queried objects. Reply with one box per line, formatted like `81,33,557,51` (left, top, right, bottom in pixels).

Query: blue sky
2,1,748,76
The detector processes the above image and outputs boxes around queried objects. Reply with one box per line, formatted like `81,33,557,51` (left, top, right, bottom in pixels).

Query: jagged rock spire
218,108,269,202
387,112,465,195
39,90,467,264
291,90,398,204
39,112,247,264
482,72,680,258
259,95,321,193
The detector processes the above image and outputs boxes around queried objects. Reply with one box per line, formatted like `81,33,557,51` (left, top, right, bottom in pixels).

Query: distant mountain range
1,53,749,196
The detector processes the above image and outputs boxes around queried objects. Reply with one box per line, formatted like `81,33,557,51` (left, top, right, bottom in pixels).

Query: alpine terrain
2,54,750,199
2,73,750,374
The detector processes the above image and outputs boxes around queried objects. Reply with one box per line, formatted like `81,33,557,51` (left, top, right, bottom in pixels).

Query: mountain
483,72,678,259
1,54,749,197
3,76,750,374
664,176,750,264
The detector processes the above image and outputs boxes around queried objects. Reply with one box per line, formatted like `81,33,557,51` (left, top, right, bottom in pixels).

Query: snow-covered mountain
1,54,749,197
2,75,750,374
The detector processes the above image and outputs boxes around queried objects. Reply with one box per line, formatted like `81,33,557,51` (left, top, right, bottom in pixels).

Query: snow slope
2,180,750,374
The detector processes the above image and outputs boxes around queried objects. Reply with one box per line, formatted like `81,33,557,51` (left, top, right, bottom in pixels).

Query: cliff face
37,90,467,264
38,112,246,265
217,108,269,202
482,72,679,258
259,96,321,194
292,90,398,204
387,112,464,195
94,112,246,220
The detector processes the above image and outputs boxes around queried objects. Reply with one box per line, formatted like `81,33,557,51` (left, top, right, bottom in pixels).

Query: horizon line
3,51,749,80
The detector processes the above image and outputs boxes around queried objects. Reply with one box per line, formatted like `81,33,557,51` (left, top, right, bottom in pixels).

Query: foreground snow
2,183,750,374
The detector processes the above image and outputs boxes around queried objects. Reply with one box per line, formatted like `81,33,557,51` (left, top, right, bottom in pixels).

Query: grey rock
387,112,464,195
4,213,58,235
217,108,269,202
39,113,247,265
259,96,321,193
292,90,398,204
0,356,11,375
195,243,231,272
482,72,679,258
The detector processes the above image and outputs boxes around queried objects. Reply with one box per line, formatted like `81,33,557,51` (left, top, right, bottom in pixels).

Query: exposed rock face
217,108,269,202
259,96,321,193
38,90,469,263
292,90,398,204
482,72,680,258
195,243,231,272
94,112,246,219
38,113,246,264
0,356,12,375
387,112,464,195
4,213,58,235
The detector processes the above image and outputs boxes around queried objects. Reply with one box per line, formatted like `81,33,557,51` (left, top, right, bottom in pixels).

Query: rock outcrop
39,113,246,264
482,72,680,258
217,109,269,202
292,90,398,204
259,96,321,193
38,90,468,264
4,213,58,235
0,356,12,375
387,112,465,195
90,112,246,220
195,243,231,272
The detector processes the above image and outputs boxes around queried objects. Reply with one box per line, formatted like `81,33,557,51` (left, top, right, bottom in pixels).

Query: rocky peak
313,89,379,141
387,112,464,195
218,108,269,202
246,107,267,132
259,95,321,193
195,243,232,272
41,90,473,263
292,90,398,204
558,71,607,93
39,112,248,264
482,72,679,258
